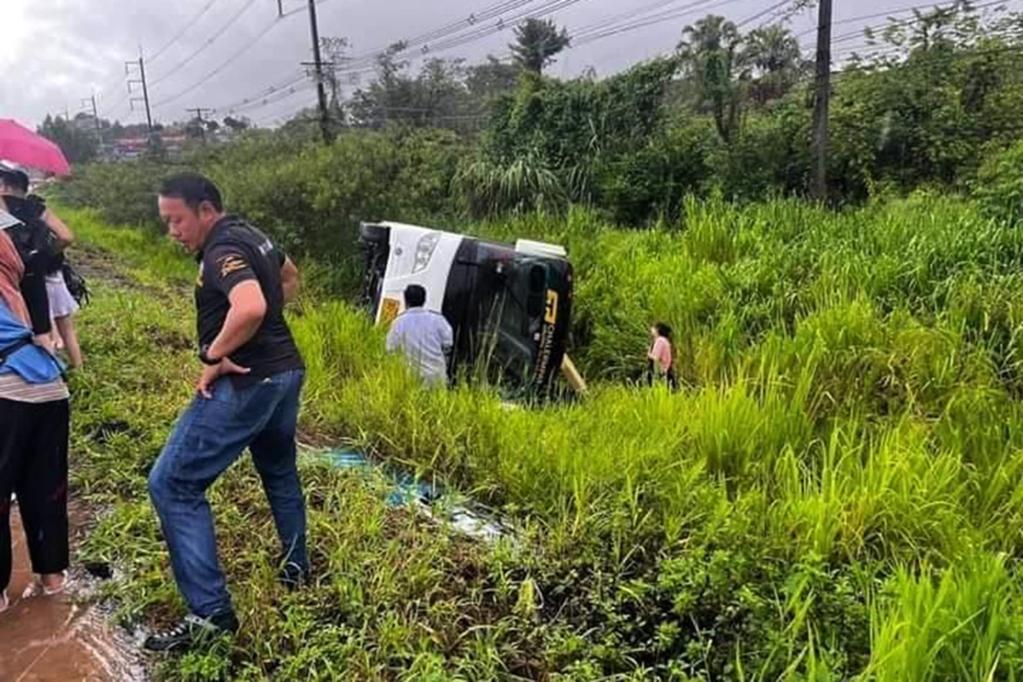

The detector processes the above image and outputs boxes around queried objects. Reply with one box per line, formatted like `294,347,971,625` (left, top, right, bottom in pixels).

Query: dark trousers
0,398,70,592
646,361,679,391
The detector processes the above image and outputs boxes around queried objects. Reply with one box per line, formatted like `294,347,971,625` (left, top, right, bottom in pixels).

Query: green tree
349,48,477,131
465,56,520,103
678,15,746,143
37,114,99,165
510,19,571,74
222,116,250,133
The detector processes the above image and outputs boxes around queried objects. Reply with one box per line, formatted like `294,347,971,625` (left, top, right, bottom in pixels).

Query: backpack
61,261,90,307
1,196,61,276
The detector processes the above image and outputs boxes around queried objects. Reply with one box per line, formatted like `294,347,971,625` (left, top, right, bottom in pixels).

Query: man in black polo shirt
145,173,307,652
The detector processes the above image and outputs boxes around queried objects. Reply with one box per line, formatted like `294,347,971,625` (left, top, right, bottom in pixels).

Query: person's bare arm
43,208,74,250
281,256,299,303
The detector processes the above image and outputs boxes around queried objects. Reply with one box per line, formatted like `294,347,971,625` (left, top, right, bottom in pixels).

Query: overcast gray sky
0,0,997,129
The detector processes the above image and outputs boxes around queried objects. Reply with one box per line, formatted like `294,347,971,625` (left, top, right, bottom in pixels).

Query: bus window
527,264,547,319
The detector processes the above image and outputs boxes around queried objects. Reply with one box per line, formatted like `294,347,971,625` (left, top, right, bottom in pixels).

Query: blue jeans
148,369,307,618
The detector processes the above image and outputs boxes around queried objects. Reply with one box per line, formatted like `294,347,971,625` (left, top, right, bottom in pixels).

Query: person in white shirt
386,285,454,388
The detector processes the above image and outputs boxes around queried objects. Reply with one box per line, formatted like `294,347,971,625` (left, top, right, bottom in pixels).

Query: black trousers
0,398,70,592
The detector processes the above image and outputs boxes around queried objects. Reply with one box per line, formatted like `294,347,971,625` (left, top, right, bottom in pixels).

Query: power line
337,0,587,72
354,0,539,61
735,0,792,29
212,71,308,113
153,15,286,110
397,0,539,50
149,0,261,87
572,0,743,47
829,0,1012,46
150,0,224,62
412,0,592,58
251,98,315,126
573,0,708,37
574,0,728,41
795,0,974,39
229,82,317,115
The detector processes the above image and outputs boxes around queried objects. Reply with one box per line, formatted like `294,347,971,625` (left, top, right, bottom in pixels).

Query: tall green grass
64,194,1023,678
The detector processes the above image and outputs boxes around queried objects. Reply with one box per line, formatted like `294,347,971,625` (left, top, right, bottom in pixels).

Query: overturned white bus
359,221,573,394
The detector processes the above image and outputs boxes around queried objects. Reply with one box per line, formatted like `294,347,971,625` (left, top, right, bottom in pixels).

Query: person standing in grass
647,322,678,390
0,167,71,346
386,284,454,388
0,206,70,615
145,173,307,652
0,167,82,369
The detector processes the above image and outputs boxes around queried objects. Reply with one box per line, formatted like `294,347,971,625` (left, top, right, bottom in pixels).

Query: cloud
5,0,842,129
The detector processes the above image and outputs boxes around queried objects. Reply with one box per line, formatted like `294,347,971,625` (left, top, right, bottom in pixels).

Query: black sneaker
278,561,310,591
143,611,238,652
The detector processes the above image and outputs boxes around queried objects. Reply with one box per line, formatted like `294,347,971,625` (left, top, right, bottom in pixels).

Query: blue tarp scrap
320,449,510,542
322,450,440,507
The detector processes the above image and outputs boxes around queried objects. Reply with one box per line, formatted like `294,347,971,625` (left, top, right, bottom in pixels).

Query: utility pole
302,58,338,109
126,51,154,133
811,0,833,202
82,95,102,136
81,94,104,158
187,107,215,143
306,0,334,143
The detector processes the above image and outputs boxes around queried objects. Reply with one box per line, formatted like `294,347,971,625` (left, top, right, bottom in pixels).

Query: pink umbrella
0,119,71,176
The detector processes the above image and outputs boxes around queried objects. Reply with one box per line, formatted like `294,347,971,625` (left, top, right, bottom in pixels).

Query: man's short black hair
159,172,224,213
0,167,29,194
404,284,427,308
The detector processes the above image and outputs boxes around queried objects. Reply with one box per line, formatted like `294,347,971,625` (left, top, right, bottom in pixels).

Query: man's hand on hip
197,357,251,399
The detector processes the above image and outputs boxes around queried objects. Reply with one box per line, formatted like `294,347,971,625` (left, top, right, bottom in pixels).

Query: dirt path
1,506,145,682
1,243,150,681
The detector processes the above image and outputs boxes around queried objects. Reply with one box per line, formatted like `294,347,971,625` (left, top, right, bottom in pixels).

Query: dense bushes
976,138,1023,226
55,128,467,294
52,157,183,227
207,127,465,291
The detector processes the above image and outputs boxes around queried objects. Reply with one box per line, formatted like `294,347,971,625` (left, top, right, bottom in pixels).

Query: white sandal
21,571,69,599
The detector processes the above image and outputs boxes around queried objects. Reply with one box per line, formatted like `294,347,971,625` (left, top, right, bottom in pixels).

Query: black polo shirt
196,216,303,384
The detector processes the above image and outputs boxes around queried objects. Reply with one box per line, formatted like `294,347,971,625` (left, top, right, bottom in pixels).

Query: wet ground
0,504,145,682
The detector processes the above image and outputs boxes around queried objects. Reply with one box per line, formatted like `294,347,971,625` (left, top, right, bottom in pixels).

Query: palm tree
678,15,745,143
742,24,808,104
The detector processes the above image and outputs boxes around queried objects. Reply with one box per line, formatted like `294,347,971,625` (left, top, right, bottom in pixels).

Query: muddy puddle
0,505,146,682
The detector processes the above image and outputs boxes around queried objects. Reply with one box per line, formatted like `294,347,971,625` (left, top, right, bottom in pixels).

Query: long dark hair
654,322,673,341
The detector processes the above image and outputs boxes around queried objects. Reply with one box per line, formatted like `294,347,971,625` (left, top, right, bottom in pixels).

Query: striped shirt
0,372,68,403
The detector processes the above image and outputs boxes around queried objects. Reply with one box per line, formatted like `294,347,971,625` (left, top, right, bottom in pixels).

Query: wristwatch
198,345,221,366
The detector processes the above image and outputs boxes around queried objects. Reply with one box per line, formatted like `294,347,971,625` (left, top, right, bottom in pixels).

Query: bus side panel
377,227,462,326
441,239,482,377
532,259,573,392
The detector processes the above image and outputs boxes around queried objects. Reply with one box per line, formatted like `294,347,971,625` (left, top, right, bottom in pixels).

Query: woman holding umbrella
0,121,80,368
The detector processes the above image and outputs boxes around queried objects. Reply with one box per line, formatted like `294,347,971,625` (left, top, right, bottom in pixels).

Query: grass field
65,196,1023,680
